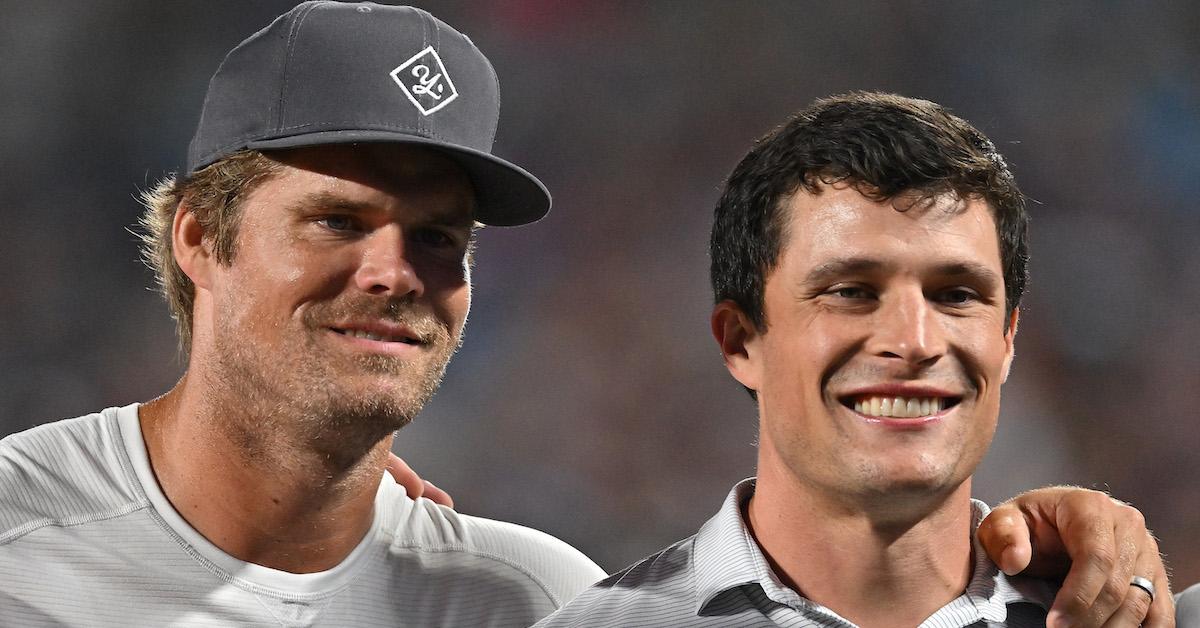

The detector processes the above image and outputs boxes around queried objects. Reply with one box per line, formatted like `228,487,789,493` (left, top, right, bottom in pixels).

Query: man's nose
866,288,945,368
354,226,424,297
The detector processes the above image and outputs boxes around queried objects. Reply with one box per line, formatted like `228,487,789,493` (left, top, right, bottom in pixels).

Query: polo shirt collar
692,478,1056,624
692,478,765,615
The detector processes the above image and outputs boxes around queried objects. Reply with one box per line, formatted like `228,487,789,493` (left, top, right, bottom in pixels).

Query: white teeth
347,330,390,342
852,395,945,418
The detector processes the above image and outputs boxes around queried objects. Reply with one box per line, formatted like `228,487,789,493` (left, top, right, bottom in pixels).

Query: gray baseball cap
186,1,549,226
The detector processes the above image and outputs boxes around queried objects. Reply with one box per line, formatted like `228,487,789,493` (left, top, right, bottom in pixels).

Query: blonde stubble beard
204,298,462,475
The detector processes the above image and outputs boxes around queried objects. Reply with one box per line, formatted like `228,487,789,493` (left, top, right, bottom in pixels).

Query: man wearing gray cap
0,3,602,626
0,3,1173,627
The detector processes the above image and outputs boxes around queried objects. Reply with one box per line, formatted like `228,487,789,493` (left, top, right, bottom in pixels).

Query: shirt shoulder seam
0,499,151,546
389,541,567,606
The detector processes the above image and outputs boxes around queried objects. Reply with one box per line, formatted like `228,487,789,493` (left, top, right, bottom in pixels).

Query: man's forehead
264,145,474,209
785,183,991,233
781,184,1002,268
233,147,475,226
267,144,471,183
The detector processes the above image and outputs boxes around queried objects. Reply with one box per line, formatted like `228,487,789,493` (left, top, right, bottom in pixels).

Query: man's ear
172,202,213,291
711,300,763,392
1001,308,1019,383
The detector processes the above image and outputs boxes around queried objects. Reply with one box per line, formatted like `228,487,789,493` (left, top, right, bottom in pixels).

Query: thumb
978,505,1033,576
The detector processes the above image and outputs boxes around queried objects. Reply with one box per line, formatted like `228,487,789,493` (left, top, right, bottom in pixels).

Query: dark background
2,1,1197,586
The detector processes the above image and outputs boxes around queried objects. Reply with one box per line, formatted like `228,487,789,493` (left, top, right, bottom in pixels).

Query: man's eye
831,286,872,299
318,215,358,231
412,229,455,247
938,288,978,304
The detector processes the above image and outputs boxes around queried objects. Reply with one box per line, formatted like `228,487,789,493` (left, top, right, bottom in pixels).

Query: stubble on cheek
203,288,461,461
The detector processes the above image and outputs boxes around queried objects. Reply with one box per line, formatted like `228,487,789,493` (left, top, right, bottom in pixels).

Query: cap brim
244,130,550,227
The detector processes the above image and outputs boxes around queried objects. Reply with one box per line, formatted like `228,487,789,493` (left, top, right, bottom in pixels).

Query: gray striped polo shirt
0,404,606,627
535,479,1057,627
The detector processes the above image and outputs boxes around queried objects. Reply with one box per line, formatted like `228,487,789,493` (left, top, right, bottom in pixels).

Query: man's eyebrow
932,262,1002,286
802,258,885,285
285,192,374,215
285,191,474,226
801,258,1002,287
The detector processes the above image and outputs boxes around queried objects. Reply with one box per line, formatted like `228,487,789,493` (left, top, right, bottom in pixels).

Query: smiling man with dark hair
536,92,1174,628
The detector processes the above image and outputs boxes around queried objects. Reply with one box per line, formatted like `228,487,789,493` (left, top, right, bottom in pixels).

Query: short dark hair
710,91,1029,332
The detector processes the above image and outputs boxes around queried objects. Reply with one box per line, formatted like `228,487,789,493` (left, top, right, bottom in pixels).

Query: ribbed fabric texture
535,479,1058,628
1176,583,1200,626
0,405,606,627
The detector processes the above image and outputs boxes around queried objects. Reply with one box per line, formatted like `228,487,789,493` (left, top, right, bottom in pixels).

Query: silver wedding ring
1129,575,1156,603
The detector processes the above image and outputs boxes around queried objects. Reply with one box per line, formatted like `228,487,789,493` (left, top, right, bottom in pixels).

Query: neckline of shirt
692,478,1056,625
112,402,385,598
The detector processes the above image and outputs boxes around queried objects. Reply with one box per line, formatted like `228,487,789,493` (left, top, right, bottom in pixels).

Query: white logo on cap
391,46,459,115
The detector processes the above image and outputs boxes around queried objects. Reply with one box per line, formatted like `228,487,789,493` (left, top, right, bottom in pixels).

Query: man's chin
869,476,954,497
286,353,449,447
299,395,418,458
320,385,427,424
852,468,970,520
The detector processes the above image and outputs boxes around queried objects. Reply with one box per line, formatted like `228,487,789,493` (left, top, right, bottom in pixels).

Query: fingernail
1046,610,1073,628
999,547,1019,576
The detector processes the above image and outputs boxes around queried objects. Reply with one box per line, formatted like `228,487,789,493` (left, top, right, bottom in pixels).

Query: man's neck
748,462,975,628
139,376,390,574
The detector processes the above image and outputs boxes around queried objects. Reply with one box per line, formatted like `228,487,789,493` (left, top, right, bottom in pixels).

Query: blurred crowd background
2,1,1197,586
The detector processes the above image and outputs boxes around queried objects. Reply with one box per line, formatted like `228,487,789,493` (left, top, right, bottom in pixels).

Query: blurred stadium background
2,1,1197,586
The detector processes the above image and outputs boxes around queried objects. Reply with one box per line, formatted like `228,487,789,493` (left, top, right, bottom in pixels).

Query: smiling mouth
840,395,962,418
331,328,422,345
